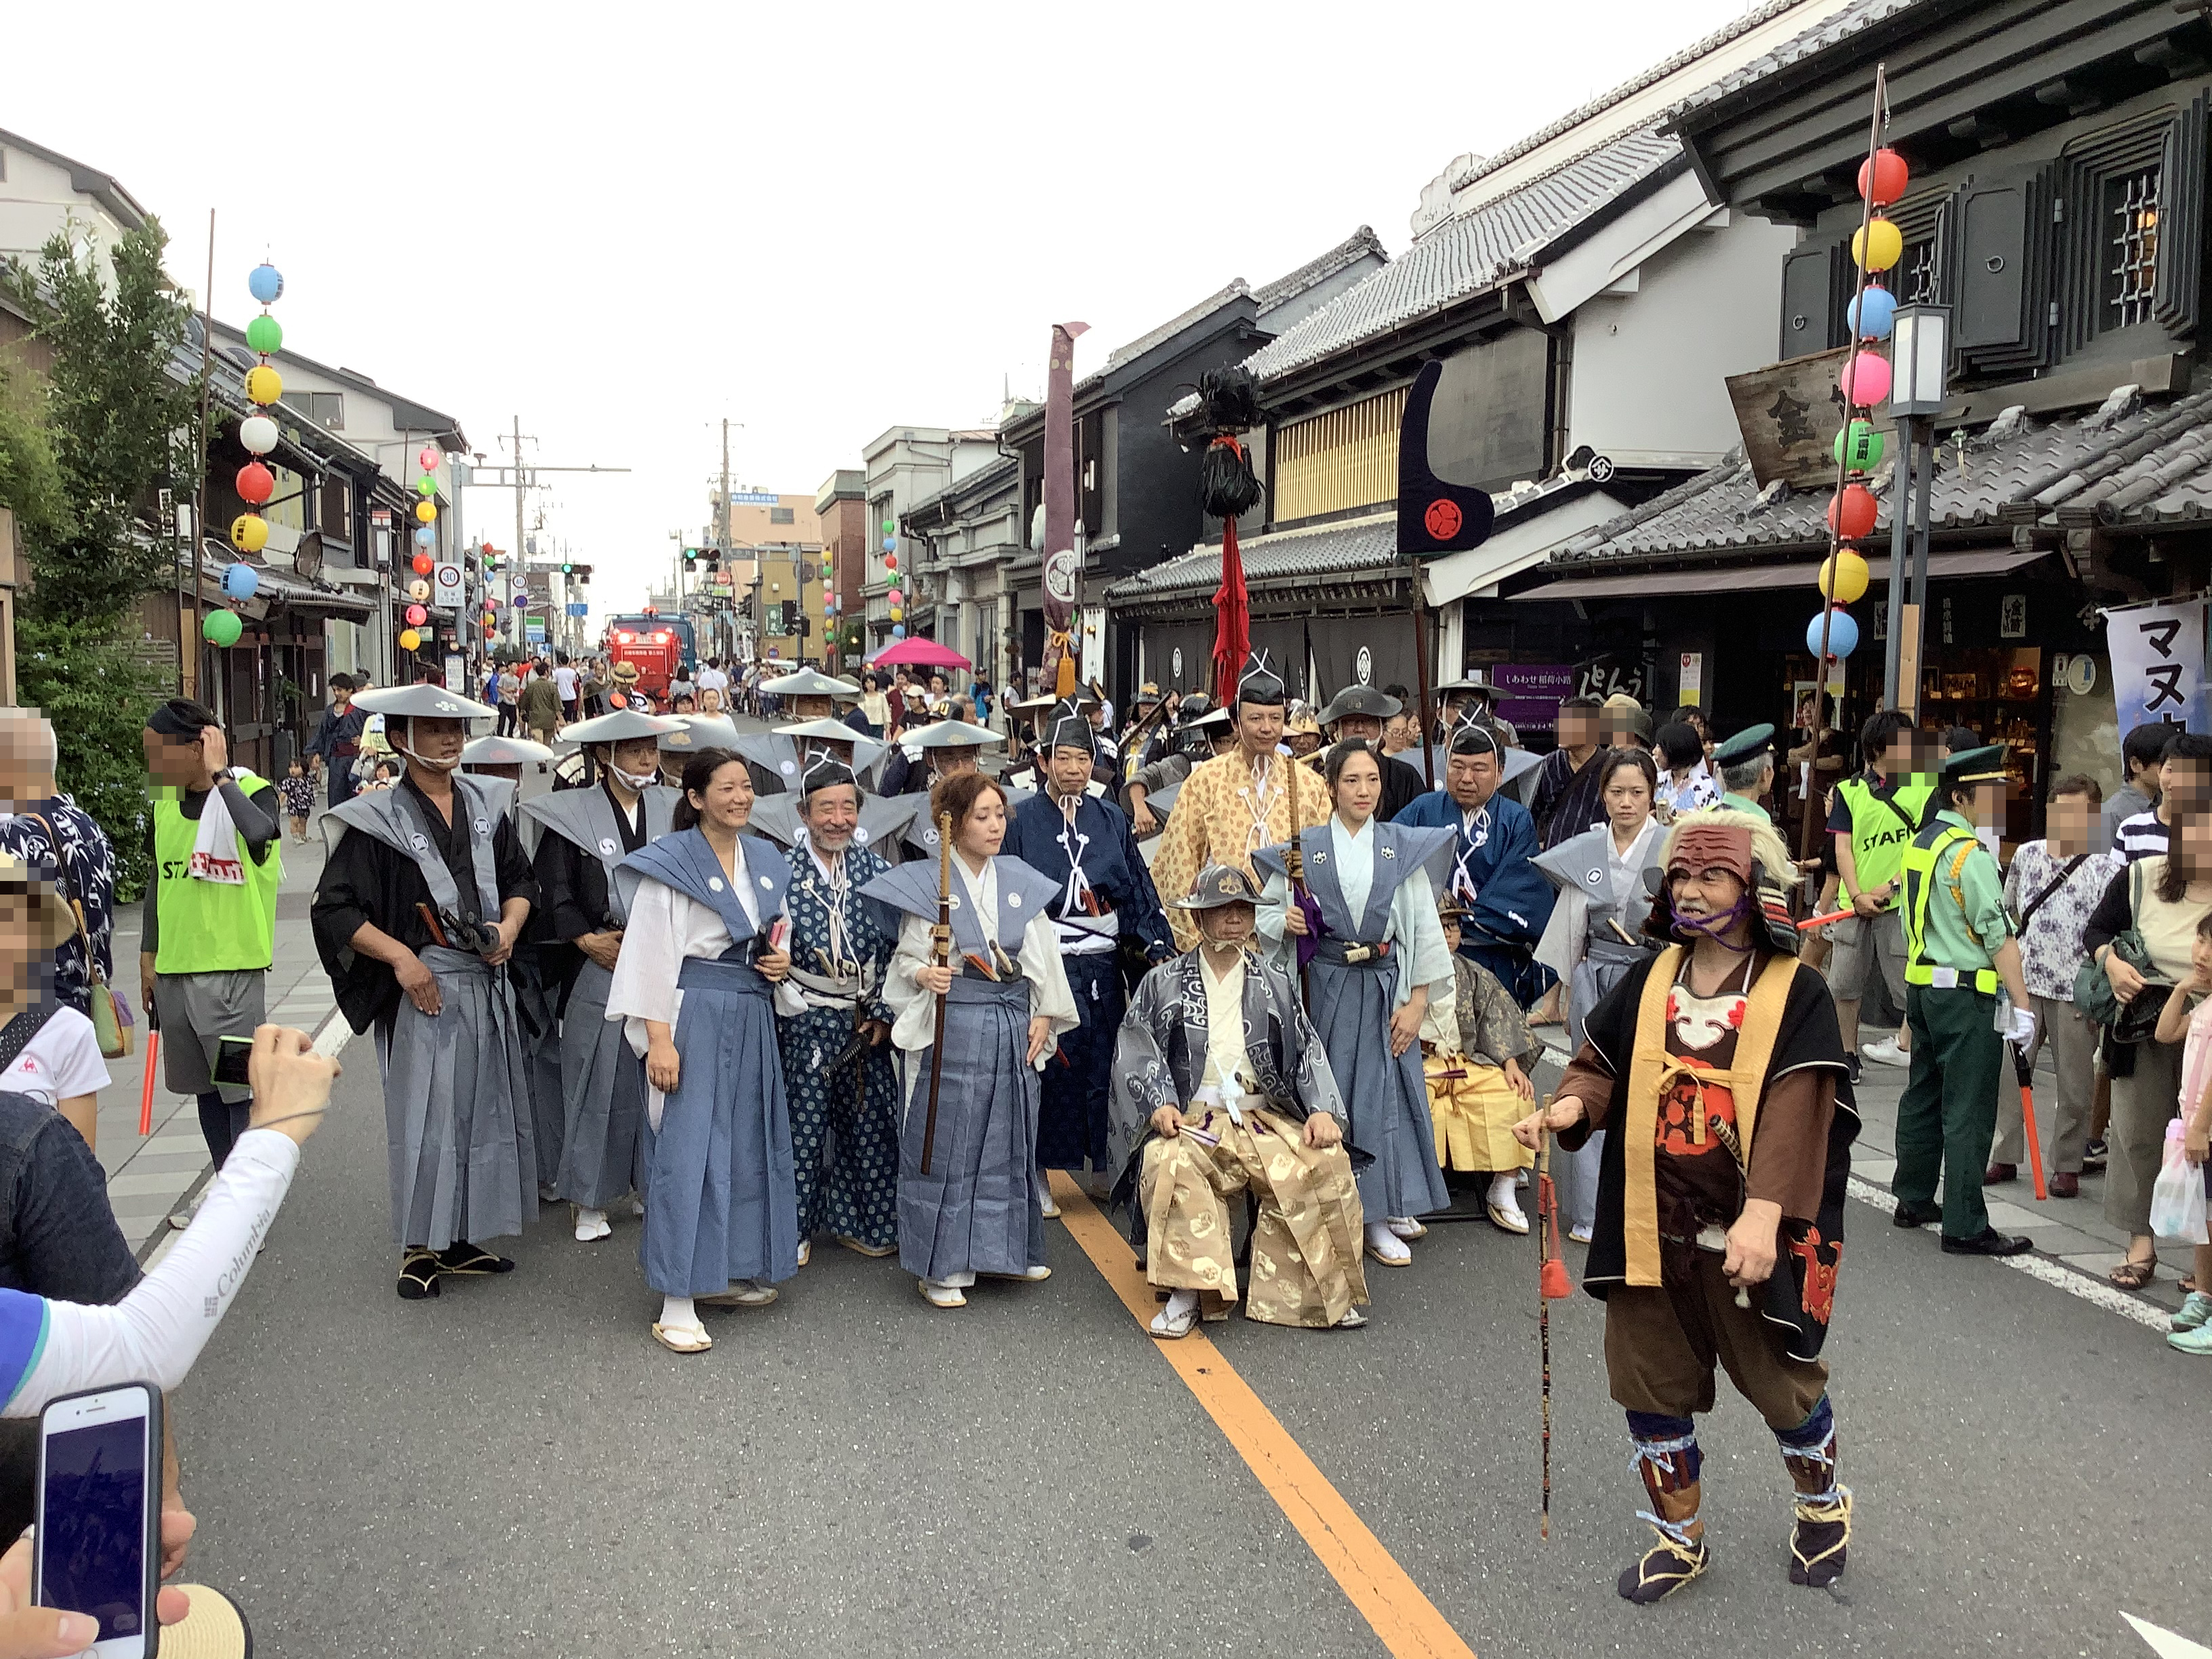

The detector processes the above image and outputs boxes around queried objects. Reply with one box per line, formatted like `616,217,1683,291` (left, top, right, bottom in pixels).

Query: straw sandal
651,1322,712,1354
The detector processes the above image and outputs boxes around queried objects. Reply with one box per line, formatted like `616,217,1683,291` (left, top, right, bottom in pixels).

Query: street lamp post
1882,303,1950,715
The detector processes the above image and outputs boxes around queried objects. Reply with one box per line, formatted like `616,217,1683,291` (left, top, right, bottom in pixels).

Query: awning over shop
1512,546,2053,603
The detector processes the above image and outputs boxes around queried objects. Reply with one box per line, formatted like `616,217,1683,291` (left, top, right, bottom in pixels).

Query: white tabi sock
1365,1221,1411,1262
1160,1288,1198,1325
1487,1173,1524,1217
660,1295,699,1330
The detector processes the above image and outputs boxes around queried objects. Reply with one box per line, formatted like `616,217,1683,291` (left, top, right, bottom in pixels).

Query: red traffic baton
2009,1039,2049,1201
138,1030,159,1137
1797,908,1853,931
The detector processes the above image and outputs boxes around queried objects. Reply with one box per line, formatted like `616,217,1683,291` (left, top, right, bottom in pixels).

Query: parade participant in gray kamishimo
1107,863,1370,1337
1534,747,1666,1241
1254,739,1456,1267
861,771,1077,1309
463,733,562,1197
737,668,863,794
605,747,798,1355
523,708,682,1244
895,719,1033,859
747,719,921,865
772,751,902,1261
310,684,539,1303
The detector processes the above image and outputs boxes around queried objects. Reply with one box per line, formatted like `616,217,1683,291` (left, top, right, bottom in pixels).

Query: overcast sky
11,0,1759,615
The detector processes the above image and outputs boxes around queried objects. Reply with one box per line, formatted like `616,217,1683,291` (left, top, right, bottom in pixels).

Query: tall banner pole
1041,321,1089,700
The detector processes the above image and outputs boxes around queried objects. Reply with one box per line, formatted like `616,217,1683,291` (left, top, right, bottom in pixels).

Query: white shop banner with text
2104,596,2208,737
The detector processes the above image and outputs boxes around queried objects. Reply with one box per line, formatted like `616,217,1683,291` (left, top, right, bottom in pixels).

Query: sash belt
678,956,769,997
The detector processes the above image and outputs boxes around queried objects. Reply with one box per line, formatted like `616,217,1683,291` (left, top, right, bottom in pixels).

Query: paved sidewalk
102,826,337,1254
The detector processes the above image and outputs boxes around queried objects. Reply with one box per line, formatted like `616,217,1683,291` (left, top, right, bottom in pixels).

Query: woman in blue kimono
771,751,902,1261
607,747,798,1354
861,771,1078,1309
1256,740,1458,1267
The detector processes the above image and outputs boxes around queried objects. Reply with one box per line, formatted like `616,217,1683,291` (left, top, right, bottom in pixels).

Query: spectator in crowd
0,851,108,1151
553,655,581,722
853,672,892,738
2115,731,2212,863
0,709,117,1023
303,673,368,808
1317,687,1426,821
2104,722,2172,853
496,663,524,736
139,698,283,1179
694,657,730,705
1992,775,2117,1197
279,760,314,847
520,661,564,746
668,663,695,708
1671,705,1713,756
1786,691,1849,844
970,675,994,727
1826,711,1933,1080
1532,695,1612,850
1600,693,1652,752
1654,720,1719,819
1379,683,1421,757
2086,806,2212,1287
2161,914,2212,1350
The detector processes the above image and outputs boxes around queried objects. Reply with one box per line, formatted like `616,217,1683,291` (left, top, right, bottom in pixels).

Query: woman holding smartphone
606,748,797,1355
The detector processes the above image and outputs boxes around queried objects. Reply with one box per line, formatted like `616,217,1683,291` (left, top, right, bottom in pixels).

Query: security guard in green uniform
1711,724,1778,823
1892,746,2036,1255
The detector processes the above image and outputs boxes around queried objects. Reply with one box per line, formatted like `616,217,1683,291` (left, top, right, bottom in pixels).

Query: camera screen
212,1038,252,1086
41,1416,146,1640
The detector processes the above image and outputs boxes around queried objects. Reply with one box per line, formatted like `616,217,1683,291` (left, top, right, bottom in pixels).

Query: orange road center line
1048,1171,1478,1659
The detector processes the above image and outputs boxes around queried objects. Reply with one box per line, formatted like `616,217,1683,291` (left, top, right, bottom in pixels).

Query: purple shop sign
1488,663,1575,731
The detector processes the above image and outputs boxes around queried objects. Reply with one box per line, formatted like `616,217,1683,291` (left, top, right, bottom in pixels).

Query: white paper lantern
239,415,279,456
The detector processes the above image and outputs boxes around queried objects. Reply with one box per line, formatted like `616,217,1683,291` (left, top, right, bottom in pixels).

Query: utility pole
719,419,732,552
460,416,628,660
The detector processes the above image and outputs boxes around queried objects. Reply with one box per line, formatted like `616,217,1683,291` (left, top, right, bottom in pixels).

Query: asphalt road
157,1037,2209,1659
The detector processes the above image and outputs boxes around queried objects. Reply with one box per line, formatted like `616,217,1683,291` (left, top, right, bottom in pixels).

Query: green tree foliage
15,619,159,899
3,218,196,626
0,370,70,547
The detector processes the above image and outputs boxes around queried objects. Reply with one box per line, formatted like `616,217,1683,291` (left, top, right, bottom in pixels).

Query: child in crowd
1422,900,1541,1233
279,760,315,844
2158,911,2212,1351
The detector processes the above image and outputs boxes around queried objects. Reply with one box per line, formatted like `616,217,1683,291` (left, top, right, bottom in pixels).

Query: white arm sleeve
5,1129,300,1416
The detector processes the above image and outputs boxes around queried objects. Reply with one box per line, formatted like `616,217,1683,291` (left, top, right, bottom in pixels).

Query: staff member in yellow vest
1824,712,1935,1082
1891,746,2036,1256
138,698,283,1178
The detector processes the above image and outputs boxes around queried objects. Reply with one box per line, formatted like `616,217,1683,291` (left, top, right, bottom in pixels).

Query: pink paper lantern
405,604,427,626
417,445,442,472
1838,350,1891,408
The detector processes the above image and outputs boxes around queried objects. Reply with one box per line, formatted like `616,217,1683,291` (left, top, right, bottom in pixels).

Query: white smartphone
35,1383,161,1658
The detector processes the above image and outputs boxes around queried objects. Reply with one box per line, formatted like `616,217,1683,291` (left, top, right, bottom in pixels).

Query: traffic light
559,560,573,575
796,612,811,638
574,564,592,587
682,547,699,565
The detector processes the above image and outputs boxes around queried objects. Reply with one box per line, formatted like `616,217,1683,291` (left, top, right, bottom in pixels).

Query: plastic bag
2150,1119,2209,1244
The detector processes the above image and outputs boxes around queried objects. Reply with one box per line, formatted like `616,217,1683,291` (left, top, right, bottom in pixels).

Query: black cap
798,748,857,798
1233,652,1287,708
1447,721,1500,758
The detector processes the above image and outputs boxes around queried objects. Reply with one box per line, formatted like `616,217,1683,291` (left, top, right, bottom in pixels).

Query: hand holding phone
211,1036,253,1089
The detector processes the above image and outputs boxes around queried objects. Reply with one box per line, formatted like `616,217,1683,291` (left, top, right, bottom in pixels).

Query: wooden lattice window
2106,167,2163,329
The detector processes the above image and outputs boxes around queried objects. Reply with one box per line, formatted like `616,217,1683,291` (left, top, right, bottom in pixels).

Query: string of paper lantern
1807,134,1910,677
209,261,287,649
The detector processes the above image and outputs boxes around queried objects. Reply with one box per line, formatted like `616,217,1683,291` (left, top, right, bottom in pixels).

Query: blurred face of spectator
2175,810,2212,880
2048,788,2097,855
0,714,56,800
0,886,51,1005
2161,756,2209,814
1879,728,1923,780
1557,706,1596,752
142,729,205,787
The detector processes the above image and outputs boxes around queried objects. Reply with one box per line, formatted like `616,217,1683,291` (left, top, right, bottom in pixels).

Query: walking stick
1536,1130,1565,1540
139,1030,160,1136
1282,747,1313,1008
2010,1038,2049,1201
919,811,954,1176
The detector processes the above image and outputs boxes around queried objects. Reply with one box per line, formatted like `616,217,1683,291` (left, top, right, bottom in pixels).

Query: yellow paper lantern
244,365,283,406
1851,218,1902,272
1820,550,1870,604
398,628,422,652
229,513,269,554
415,500,436,525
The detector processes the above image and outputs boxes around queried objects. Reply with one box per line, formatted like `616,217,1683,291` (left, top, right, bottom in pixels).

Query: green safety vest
1837,775,1934,905
150,771,282,975
1901,817,1995,994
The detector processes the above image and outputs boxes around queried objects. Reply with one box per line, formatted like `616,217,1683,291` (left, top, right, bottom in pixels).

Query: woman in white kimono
1532,746,1664,1242
861,771,1078,1309
1254,741,1457,1267
605,747,797,1354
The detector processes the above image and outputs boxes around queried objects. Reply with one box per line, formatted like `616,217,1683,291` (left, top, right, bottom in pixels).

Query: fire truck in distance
601,609,698,701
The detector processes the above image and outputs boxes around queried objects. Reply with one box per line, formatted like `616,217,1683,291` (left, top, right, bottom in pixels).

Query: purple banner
1489,662,1574,731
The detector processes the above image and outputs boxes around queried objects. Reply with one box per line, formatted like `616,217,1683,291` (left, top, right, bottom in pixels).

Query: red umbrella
869,636,972,671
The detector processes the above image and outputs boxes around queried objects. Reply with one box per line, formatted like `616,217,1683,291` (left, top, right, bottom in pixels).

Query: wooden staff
919,811,954,1176
1282,740,1312,1007
1537,1129,1555,1541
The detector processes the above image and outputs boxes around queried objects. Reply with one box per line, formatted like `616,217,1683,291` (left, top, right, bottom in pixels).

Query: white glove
2005,1005,2036,1049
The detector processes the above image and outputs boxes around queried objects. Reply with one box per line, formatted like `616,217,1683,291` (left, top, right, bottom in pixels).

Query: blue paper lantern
1847,286,1896,340
881,537,896,552
414,526,434,548
891,623,907,640
247,263,284,304
221,562,260,602
1807,607,1860,659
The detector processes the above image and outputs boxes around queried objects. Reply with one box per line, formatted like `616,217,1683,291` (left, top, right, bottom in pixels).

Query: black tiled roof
1667,0,1920,123
1104,514,1399,602
1559,386,2212,564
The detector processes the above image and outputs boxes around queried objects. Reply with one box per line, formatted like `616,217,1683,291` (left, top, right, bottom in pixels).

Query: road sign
527,624,546,642
728,491,779,506
432,563,464,605
566,602,589,617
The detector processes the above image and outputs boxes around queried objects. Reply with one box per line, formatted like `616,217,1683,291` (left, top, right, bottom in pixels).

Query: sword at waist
1051,909,1120,956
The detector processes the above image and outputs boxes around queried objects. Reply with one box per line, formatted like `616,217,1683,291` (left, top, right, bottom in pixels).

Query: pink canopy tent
868,637,971,671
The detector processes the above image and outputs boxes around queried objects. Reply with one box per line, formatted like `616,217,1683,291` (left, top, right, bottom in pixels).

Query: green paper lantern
882,518,895,534
1832,419,1885,472
245,313,283,354
417,475,438,497
202,609,243,648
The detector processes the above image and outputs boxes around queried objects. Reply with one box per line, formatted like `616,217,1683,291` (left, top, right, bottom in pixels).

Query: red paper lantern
412,553,435,576
883,553,897,572
234,462,274,506
1828,484,1879,541
1858,148,1908,207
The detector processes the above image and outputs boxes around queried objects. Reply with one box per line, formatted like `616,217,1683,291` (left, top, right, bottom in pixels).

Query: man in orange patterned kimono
1514,813,1858,1605
1151,655,1330,953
